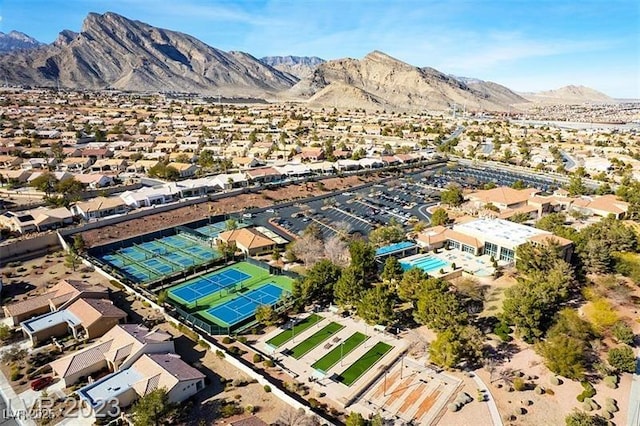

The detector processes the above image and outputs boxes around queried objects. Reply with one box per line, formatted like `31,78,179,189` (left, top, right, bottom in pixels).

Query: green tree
345,411,366,426
397,268,429,303
293,259,342,306
0,324,12,343
348,240,376,281
225,218,238,230
511,179,526,189
368,224,405,247
357,286,395,325
72,234,86,254
334,266,367,308
607,345,636,373
508,212,531,224
440,185,464,206
536,334,587,380
29,172,58,196
429,325,484,369
255,305,277,326
64,248,81,272
567,175,588,196
381,256,403,284
430,208,449,226
414,285,468,332
131,388,176,426
217,240,237,261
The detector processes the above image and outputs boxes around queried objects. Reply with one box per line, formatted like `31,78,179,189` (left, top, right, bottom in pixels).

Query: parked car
31,376,53,391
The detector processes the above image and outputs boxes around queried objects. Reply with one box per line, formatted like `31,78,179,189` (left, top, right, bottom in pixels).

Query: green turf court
266,314,323,348
289,322,344,360
338,341,393,386
311,332,368,373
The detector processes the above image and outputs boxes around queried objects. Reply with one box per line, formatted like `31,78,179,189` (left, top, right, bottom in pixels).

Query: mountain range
0,31,43,53
0,12,614,110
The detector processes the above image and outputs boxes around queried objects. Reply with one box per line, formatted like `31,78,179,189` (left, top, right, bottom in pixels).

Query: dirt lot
81,174,380,248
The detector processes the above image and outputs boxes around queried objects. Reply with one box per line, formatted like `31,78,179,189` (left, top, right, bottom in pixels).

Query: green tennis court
266,314,323,348
289,322,344,359
311,332,368,373
338,341,393,386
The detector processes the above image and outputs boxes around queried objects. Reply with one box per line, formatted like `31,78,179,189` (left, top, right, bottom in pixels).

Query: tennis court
289,322,345,360
267,314,323,348
205,283,284,326
312,332,368,373
169,268,251,304
95,230,220,284
338,341,393,386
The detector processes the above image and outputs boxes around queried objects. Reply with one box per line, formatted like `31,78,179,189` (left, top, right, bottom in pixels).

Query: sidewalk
470,371,503,426
627,354,640,426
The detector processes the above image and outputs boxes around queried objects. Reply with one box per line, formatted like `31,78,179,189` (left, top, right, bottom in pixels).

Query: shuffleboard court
205,283,283,326
267,314,323,348
311,332,368,373
289,322,344,360
170,268,251,304
338,341,393,386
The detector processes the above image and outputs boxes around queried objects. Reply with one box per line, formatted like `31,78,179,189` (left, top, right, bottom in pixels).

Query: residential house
21,298,127,346
0,206,74,234
90,159,128,173
120,186,176,208
50,324,174,388
73,173,114,189
467,187,541,211
168,162,199,178
3,279,106,326
71,196,128,220
77,353,205,419
245,167,282,184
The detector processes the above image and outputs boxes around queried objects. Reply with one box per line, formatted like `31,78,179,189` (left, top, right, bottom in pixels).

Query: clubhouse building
416,218,573,264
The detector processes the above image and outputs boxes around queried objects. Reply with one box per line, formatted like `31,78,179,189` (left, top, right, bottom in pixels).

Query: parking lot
246,164,560,244
425,166,560,192
249,174,441,241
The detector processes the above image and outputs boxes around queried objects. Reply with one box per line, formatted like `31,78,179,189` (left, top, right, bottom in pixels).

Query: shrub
252,353,263,363
263,385,271,393
222,336,232,344
245,405,255,414
219,402,241,418
447,403,460,412
546,388,555,396
550,376,561,386
608,345,636,373
612,321,634,344
308,398,320,409
263,359,275,368
577,381,596,402
513,377,526,391
228,346,240,355
582,399,594,412
603,375,618,389
237,336,248,344
494,321,513,342
534,386,544,395
215,350,225,359
604,398,618,413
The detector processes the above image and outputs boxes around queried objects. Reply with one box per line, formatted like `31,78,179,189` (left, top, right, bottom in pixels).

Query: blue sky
1,0,638,97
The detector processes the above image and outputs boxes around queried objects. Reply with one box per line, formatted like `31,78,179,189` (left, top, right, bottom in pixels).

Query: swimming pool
400,254,450,274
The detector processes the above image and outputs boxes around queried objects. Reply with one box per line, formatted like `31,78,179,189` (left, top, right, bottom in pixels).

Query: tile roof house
77,353,205,419
217,228,276,256
71,196,128,220
21,298,127,346
3,279,106,326
50,324,174,388
0,206,74,234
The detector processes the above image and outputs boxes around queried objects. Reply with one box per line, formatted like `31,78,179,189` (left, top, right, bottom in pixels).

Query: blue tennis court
169,268,251,304
140,257,174,275
120,247,147,261
206,283,284,326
